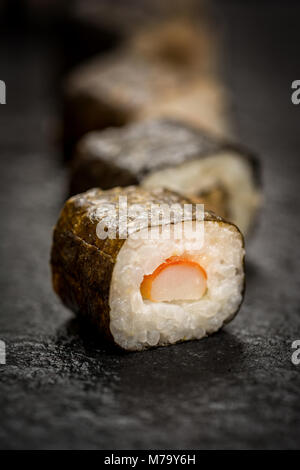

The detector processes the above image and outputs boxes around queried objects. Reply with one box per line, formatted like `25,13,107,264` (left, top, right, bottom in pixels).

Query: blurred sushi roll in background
129,19,229,136
63,14,230,158
138,79,229,138
51,186,245,351
71,119,261,235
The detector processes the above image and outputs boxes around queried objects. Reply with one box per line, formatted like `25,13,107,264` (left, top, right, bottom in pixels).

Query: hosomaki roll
51,186,245,351
128,19,230,137
71,119,261,235
138,80,230,138
63,33,228,157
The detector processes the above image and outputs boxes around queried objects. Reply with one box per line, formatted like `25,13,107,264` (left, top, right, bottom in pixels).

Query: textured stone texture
0,1,300,449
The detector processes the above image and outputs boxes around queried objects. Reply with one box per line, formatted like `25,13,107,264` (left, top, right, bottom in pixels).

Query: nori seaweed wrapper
70,118,260,195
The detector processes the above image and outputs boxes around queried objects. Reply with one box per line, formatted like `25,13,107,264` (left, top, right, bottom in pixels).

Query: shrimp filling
140,256,207,302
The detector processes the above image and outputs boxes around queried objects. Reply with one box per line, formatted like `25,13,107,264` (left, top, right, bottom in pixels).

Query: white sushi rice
142,151,261,235
109,220,244,350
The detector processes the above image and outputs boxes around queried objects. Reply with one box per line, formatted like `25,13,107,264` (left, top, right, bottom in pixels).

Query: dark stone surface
0,1,300,449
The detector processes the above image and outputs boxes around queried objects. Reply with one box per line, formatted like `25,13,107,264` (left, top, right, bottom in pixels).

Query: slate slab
0,1,299,449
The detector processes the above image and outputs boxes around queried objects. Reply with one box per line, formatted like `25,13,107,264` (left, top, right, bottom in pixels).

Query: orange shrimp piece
140,256,207,302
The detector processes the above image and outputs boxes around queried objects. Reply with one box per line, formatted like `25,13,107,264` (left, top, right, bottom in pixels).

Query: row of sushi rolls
51,2,262,351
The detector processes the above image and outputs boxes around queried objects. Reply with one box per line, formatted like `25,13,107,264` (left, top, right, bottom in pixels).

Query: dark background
0,0,300,449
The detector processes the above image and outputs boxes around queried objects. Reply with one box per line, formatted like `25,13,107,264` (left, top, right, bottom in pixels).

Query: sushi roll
71,119,261,235
51,186,245,351
63,18,228,158
128,18,229,138
63,50,187,156
138,78,230,138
